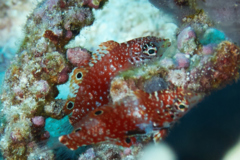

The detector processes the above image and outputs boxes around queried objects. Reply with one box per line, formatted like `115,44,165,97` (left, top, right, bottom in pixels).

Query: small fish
59,87,196,150
63,36,171,124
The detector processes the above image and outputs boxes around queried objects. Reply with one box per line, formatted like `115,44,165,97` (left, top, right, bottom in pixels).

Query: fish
59,87,200,150
63,36,171,124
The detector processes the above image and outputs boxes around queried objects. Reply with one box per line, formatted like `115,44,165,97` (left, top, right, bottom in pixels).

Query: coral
32,116,45,128
174,52,190,68
0,0,107,159
177,26,197,55
143,76,168,93
43,99,66,119
66,47,91,67
82,0,108,8
78,143,144,160
200,28,226,45
57,66,72,84
187,41,240,92
0,0,37,62
110,77,135,103
196,0,240,44
167,69,187,87
177,26,196,50
201,44,215,55
66,0,177,50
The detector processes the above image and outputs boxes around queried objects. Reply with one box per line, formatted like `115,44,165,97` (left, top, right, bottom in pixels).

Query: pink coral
58,66,71,84
82,0,106,9
123,148,132,156
174,52,190,68
32,116,45,127
40,131,50,140
177,26,196,50
201,44,215,55
67,47,91,67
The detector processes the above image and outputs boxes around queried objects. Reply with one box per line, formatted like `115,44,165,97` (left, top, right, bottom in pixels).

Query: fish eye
148,49,155,55
142,42,157,56
75,128,82,132
125,137,131,144
94,110,103,115
76,72,83,80
179,104,186,109
67,101,74,110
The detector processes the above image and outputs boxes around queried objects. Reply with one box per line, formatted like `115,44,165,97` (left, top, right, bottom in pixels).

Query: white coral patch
167,69,187,87
66,0,177,50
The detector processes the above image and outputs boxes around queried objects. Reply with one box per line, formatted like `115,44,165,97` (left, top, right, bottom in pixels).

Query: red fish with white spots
59,88,202,150
63,36,171,125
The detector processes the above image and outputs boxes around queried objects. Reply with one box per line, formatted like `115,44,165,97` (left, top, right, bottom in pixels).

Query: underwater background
0,0,240,159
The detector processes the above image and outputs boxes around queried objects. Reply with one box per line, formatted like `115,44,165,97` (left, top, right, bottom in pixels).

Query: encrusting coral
0,0,107,159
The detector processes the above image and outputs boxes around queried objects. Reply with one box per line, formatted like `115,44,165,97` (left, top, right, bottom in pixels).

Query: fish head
128,36,171,65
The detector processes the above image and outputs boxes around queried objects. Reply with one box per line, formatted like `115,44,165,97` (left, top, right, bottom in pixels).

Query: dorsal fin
99,40,120,51
89,40,120,66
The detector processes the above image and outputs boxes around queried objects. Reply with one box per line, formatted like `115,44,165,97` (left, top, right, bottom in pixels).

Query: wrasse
63,36,171,125
59,88,202,150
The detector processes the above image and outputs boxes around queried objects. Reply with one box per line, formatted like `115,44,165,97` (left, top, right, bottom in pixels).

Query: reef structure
0,0,108,159
0,0,240,160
